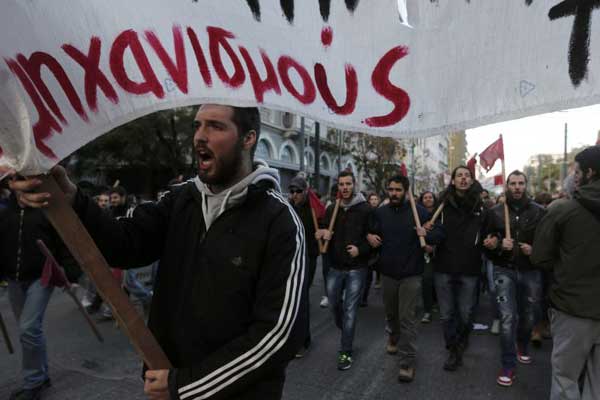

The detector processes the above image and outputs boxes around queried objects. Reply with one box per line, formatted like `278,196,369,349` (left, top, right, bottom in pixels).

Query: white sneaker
491,319,500,335
319,296,329,308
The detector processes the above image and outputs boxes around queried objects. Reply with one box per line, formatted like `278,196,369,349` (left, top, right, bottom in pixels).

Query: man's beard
390,195,405,205
198,140,244,186
507,190,527,206
579,174,591,188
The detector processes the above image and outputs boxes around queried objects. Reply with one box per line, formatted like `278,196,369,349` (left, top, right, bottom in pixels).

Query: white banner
1,0,599,173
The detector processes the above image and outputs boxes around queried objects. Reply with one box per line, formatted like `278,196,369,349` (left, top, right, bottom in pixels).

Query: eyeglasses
289,189,303,194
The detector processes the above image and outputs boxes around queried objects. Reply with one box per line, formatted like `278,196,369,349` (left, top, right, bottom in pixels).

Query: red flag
467,155,477,178
39,244,69,288
399,163,408,177
479,136,504,172
308,188,326,219
494,174,504,186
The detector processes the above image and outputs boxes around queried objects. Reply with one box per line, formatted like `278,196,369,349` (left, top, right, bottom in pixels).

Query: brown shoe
386,336,398,355
398,366,415,383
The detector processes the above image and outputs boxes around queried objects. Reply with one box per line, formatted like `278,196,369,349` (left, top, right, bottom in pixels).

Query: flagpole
500,134,511,240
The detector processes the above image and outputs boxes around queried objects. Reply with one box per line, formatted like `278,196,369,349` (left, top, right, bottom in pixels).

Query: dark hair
451,165,472,180
367,192,380,201
232,107,261,157
110,186,127,197
507,170,528,185
534,192,553,206
419,190,437,206
575,145,600,181
444,166,482,209
338,170,356,183
386,175,410,191
481,189,489,196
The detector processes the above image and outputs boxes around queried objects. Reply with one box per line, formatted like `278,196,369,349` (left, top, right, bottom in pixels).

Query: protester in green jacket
531,145,600,400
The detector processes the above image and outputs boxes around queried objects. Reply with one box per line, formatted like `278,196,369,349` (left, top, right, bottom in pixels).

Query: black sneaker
9,379,51,400
337,352,353,371
443,348,463,371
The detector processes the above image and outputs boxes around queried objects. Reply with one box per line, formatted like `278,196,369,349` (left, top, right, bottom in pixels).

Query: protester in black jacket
316,170,371,371
433,166,493,372
0,191,79,400
10,105,306,400
367,175,444,382
484,171,546,386
288,175,320,357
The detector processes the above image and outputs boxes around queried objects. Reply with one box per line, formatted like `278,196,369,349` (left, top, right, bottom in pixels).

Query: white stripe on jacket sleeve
178,190,306,400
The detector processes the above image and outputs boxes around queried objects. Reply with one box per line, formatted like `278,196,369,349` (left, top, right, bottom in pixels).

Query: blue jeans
493,266,543,369
485,258,500,320
434,273,479,349
124,269,152,305
327,268,367,353
8,279,54,389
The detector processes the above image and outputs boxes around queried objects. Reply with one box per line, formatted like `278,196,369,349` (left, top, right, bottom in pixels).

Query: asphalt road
0,264,552,400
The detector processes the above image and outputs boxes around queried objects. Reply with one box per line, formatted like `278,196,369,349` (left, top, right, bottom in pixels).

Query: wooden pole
321,199,341,254
429,202,445,225
36,240,104,343
501,143,511,240
408,190,427,248
37,175,172,370
310,206,324,254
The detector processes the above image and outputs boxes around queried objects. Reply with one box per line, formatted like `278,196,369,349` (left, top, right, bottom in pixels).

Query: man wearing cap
288,176,320,357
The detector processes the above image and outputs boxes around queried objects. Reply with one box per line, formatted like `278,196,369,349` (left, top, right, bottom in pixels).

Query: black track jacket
73,180,307,400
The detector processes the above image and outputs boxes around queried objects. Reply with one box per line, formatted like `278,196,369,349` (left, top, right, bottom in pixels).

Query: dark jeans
327,267,367,353
8,279,54,389
422,258,435,314
303,256,318,348
322,252,332,297
362,269,374,303
434,273,479,349
493,266,543,369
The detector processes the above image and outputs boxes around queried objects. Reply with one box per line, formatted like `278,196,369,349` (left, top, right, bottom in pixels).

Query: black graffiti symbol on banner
244,0,360,23
549,0,600,86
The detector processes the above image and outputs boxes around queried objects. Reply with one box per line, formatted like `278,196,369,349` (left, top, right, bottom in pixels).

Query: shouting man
9,104,306,400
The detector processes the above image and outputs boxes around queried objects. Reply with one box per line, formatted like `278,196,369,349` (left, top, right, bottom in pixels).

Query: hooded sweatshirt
323,192,372,270
531,179,600,320
194,160,281,229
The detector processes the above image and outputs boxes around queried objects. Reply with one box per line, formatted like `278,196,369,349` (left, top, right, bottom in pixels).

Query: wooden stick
310,207,325,254
37,175,172,370
429,202,445,225
321,199,341,254
36,240,104,343
501,148,511,240
0,310,14,354
408,190,427,248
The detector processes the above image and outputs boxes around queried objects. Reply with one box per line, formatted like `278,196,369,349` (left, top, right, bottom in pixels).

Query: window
256,140,271,160
282,112,295,128
281,146,294,163
304,151,315,168
320,155,330,171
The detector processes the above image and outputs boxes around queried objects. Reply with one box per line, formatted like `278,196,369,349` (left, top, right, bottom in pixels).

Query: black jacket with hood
0,193,79,283
435,188,492,276
73,162,307,400
323,193,372,270
369,200,445,280
486,196,546,270
531,179,600,321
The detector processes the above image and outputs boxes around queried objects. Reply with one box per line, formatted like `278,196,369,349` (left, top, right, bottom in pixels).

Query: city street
0,265,551,400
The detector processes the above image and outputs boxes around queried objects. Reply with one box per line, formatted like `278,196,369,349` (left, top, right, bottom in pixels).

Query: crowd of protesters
1,103,599,400
289,145,600,400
